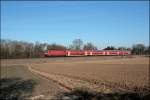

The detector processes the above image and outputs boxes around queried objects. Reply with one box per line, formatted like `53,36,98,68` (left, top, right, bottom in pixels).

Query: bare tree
103,46,116,50
118,47,127,50
1,39,148,58
144,46,150,55
70,39,83,50
33,41,43,57
24,43,34,58
132,44,145,55
83,42,97,50
47,43,66,50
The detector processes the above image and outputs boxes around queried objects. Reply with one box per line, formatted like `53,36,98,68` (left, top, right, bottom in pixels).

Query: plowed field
30,56,149,93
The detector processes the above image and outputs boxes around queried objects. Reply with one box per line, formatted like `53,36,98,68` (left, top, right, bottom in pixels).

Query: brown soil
1,56,149,98
29,56,149,93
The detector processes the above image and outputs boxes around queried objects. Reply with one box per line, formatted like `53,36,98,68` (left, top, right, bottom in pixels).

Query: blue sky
1,1,149,49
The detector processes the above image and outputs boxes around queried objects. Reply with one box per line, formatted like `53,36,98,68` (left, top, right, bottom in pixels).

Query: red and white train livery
44,50,131,57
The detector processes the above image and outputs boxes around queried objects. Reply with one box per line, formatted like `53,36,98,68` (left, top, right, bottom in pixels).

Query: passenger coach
44,50,131,57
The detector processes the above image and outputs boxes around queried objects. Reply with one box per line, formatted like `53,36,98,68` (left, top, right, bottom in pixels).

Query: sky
1,1,149,49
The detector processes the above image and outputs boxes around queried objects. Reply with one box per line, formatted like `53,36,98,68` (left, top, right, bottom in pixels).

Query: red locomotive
44,50,131,57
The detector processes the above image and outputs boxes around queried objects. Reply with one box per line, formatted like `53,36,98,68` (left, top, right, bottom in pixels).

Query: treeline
0,39,149,58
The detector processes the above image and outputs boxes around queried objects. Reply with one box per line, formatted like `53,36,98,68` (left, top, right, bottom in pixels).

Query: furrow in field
54,73,149,93
28,65,116,93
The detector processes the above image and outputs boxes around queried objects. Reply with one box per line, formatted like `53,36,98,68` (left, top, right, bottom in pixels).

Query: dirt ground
1,56,149,99
30,56,149,93
0,65,66,99
1,56,132,65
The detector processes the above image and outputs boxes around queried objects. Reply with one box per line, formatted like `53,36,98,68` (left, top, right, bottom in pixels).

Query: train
44,50,131,57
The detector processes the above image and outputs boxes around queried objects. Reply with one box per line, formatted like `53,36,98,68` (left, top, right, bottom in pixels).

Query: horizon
1,1,149,49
